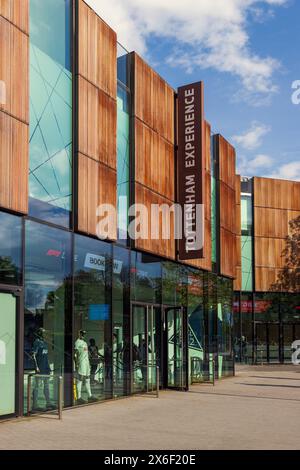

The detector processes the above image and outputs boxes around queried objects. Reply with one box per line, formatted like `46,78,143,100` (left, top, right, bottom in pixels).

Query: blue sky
87,0,299,180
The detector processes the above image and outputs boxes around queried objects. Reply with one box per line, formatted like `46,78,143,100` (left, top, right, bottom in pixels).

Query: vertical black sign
178,82,205,260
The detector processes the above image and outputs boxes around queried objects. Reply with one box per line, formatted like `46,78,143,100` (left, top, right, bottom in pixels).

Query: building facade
0,0,299,420
234,177,300,364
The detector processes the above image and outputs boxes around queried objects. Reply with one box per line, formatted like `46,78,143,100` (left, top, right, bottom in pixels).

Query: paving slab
0,365,300,450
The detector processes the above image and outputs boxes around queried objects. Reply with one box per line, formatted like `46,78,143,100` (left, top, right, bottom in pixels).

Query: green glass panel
29,0,72,228
241,235,253,291
0,294,16,416
117,86,130,241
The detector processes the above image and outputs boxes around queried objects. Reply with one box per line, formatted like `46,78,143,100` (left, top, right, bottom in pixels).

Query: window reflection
74,235,112,403
24,220,71,412
0,212,22,285
112,247,130,397
29,0,72,228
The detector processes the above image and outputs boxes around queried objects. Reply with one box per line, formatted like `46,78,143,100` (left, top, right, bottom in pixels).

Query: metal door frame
162,305,188,392
130,302,161,394
0,285,23,420
254,322,280,364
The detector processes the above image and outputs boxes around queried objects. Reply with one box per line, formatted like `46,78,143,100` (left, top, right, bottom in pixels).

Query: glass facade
29,0,72,228
234,292,300,364
0,212,22,286
117,45,131,242
217,278,234,377
241,193,253,291
112,247,131,397
24,220,72,411
74,235,112,403
0,209,236,417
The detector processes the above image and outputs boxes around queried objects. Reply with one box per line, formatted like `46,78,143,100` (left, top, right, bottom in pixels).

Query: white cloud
269,161,300,181
232,122,271,150
238,153,274,175
86,0,288,102
237,154,300,182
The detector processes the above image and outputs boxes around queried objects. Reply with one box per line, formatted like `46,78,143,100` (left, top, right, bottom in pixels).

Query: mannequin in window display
74,330,98,405
32,328,55,411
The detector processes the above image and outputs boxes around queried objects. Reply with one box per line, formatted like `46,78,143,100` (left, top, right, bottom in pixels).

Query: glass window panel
0,212,22,286
241,235,253,291
24,221,71,412
74,235,112,404
131,252,161,304
241,195,252,235
117,43,130,88
112,246,130,397
241,294,253,363
280,294,300,322
187,269,205,382
117,85,130,242
162,262,187,307
0,293,16,416
217,278,234,377
29,0,72,228
254,293,280,322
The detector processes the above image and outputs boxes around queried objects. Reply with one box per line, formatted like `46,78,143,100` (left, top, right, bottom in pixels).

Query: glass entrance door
283,324,294,363
131,303,160,394
164,307,188,390
255,323,280,363
0,292,17,417
268,323,280,363
255,323,267,363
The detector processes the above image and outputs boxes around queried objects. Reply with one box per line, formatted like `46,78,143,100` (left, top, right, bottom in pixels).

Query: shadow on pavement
250,375,300,381
237,382,300,389
188,389,300,402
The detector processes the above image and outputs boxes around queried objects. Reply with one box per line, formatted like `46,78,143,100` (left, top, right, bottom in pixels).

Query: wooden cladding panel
0,16,28,123
220,228,236,279
78,0,117,100
134,183,176,260
77,154,117,240
234,266,242,291
254,207,300,238
254,177,300,211
0,112,28,213
220,182,236,234
135,118,174,201
254,177,300,291
133,53,175,144
78,76,116,169
217,135,237,278
255,237,285,269
218,135,236,190
0,0,29,34
255,268,281,293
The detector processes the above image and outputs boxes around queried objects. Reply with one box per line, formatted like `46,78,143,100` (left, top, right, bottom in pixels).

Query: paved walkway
1,365,300,450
